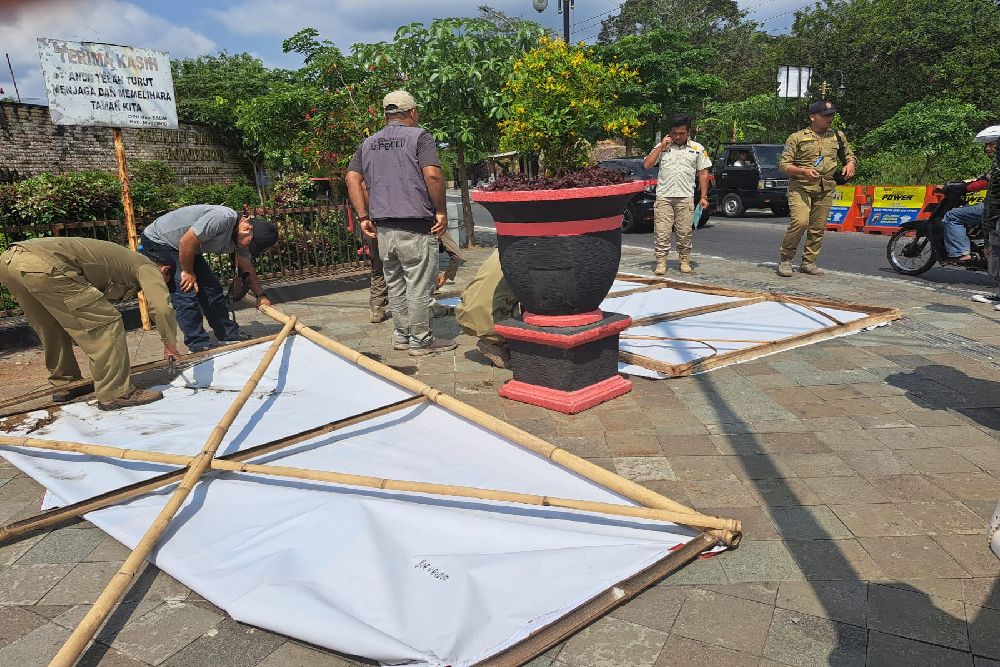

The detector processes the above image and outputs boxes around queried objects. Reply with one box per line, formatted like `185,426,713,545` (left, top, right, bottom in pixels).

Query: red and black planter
472,181,644,414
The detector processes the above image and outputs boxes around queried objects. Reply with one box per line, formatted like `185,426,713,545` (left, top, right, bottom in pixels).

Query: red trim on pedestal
495,216,622,237
522,310,603,327
500,375,633,414
471,180,645,203
495,316,632,350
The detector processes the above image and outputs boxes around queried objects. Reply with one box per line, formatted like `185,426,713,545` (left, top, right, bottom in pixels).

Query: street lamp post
533,0,574,44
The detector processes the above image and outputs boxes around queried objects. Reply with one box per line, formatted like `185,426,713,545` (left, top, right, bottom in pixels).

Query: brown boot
476,340,510,369
679,257,693,273
52,383,90,404
776,260,793,277
370,307,387,323
799,262,824,276
654,258,668,276
98,389,164,411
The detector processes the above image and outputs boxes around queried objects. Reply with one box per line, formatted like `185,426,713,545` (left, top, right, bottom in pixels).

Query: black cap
809,100,837,115
248,218,278,258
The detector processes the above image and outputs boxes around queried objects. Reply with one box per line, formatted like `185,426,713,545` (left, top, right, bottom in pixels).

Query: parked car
711,144,789,218
597,158,715,233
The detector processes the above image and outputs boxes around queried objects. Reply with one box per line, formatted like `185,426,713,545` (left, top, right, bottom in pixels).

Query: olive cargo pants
0,246,133,401
780,187,834,264
654,197,694,259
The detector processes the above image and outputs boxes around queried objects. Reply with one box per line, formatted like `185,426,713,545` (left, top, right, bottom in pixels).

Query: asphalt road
450,192,996,292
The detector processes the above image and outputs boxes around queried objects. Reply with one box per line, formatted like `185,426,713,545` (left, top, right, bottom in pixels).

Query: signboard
866,186,926,228
36,38,177,129
826,185,855,225
777,66,812,99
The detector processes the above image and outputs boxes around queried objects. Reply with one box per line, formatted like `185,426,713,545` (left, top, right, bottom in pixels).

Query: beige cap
383,90,418,112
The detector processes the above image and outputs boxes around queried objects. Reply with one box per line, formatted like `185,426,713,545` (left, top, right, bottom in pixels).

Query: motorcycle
885,188,988,276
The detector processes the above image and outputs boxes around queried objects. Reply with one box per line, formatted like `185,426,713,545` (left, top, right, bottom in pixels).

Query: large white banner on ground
36,38,178,129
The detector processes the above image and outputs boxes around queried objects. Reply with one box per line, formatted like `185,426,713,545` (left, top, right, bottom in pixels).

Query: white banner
36,38,178,129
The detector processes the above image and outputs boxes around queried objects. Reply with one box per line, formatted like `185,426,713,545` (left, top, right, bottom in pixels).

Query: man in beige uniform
777,100,857,276
643,114,712,275
0,237,180,410
455,250,518,368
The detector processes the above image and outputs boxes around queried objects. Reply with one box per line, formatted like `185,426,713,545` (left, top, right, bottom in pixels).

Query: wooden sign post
112,128,151,329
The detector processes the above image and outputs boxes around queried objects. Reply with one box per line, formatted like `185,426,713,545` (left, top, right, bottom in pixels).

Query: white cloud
0,0,216,103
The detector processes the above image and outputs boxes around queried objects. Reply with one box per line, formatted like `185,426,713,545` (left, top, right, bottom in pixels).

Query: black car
711,144,789,217
597,158,714,233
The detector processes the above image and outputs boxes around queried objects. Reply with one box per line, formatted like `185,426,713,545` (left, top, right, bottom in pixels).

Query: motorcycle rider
942,126,999,262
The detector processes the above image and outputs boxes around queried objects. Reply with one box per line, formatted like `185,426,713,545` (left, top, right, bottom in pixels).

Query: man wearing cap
0,237,180,410
138,205,278,352
777,100,857,277
345,90,458,356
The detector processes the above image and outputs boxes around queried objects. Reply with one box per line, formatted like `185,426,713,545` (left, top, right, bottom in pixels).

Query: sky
0,0,807,104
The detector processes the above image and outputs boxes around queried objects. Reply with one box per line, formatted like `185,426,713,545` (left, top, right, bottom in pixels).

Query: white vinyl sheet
1,337,697,666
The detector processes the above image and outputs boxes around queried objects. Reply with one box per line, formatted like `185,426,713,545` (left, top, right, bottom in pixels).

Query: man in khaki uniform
643,114,712,275
0,237,180,410
777,100,857,276
455,250,518,368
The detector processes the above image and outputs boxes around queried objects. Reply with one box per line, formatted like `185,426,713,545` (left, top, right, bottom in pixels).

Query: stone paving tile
0,605,49,648
800,475,888,505
96,600,223,665
160,619,286,667
697,506,780,541
0,475,47,501
16,527,106,565
790,539,886,581
867,583,969,651
964,578,1000,611
681,480,757,508
875,474,957,502
839,450,920,478
0,533,44,567
764,506,853,540
657,554,730,587
606,431,663,457
830,504,923,538
867,630,975,666
666,456,738,482
815,429,888,452
932,535,1000,578
927,472,1000,501
254,641,361,667
699,582,778,606
727,455,799,480
0,621,71,667
746,479,821,507
955,446,1000,474
0,563,74,605
557,616,667,667
895,502,988,535
671,588,773,655
899,448,981,474
612,457,676,482
859,536,970,579
968,605,1000,660
655,435,719,456
718,541,803,583
762,607,867,667
653,634,759,667
775,581,867,626
608,586,688,633
849,414,914,429
872,426,943,450
924,425,1000,448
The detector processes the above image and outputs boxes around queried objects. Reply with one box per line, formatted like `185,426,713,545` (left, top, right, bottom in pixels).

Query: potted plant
472,35,643,317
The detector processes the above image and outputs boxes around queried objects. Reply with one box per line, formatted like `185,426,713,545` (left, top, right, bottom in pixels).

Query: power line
571,8,617,32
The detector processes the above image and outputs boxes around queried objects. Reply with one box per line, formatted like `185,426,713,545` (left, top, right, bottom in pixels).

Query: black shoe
188,342,216,353
52,384,91,404
218,331,252,343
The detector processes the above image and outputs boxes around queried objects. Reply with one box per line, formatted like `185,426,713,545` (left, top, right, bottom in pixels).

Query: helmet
974,125,1000,144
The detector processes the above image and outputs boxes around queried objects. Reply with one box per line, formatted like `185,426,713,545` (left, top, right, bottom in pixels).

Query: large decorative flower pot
472,181,644,317
471,181,643,413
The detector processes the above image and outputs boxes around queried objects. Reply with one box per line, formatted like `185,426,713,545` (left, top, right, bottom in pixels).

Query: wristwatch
254,290,269,300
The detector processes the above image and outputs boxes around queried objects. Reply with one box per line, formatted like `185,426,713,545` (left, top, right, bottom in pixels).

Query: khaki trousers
0,247,133,401
653,197,694,259
377,226,438,347
780,188,834,264
455,250,518,344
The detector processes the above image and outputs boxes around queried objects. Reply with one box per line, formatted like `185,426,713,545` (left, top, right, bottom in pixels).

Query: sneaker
654,259,667,276
52,384,90,404
408,338,458,356
971,293,1000,304
799,262,823,276
188,342,216,353
776,260,793,277
679,258,693,274
370,307,387,323
476,340,510,369
98,389,164,411
393,339,410,350
218,331,252,343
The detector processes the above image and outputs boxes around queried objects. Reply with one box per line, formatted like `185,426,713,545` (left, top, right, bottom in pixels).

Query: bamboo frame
0,395,425,543
49,315,298,667
0,435,738,533
614,273,902,377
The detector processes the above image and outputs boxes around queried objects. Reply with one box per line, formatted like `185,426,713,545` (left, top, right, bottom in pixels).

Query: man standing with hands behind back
643,114,712,276
345,90,457,356
777,100,857,277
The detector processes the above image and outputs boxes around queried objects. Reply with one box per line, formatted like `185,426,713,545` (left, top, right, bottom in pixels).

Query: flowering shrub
499,36,641,178
482,166,630,191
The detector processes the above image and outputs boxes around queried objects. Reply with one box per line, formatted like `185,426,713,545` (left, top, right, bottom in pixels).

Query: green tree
861,98,988,181
592,27,722,151
374,17,547,246
171,52,284,133
596,0,744,42
700,93,796,153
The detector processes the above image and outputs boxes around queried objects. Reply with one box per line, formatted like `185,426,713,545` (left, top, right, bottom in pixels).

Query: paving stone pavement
0,241,998,666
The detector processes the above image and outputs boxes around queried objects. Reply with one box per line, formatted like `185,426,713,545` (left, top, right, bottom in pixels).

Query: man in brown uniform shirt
0,237,180,410
777,100,857,277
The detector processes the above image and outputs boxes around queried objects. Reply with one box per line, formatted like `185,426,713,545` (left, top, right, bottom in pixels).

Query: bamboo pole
112,128,150,331
628,297,767,327
0,334,279,415
0,435,738,533
0,396,425,544
49,315,297,667
257,305,740,545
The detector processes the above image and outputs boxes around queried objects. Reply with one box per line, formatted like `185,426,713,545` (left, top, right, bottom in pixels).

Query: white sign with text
37,38,178,129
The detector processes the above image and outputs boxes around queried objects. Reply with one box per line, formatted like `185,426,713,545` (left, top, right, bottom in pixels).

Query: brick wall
0,102,252,184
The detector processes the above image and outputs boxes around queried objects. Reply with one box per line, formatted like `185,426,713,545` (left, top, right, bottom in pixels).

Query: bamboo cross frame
50,315,298,667
0,435,738,533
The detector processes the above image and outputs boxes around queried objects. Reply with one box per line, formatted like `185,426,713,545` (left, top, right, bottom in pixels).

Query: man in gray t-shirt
345,90,457,356
139,205,278,352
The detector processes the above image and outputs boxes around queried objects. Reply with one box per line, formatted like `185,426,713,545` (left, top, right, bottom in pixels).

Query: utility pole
5,54,21,103
558,0,574,44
